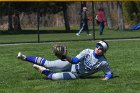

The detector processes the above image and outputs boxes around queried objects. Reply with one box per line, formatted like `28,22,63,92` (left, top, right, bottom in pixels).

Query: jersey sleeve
76,49,89,59
70,49,91,64
101,61,113,79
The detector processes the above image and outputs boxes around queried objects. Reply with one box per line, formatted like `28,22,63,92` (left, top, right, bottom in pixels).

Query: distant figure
96,8,107,35
76,7,91,36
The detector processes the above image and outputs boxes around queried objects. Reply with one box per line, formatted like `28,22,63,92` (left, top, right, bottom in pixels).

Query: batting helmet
96,40,109,52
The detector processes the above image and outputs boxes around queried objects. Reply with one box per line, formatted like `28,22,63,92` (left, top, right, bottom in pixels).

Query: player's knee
50,72,77,80
50,73,63,80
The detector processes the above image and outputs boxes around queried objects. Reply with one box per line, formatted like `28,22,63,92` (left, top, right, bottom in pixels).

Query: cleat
88,34,91,36
87,34,91,36
17,52,26,60
33,64,47,73
76,33,80,36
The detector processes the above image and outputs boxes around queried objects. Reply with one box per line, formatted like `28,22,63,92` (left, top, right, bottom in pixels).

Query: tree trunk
104,2,113,29
8,3,14,31
117,2,125,31
62,3,70,32
13,11,21,31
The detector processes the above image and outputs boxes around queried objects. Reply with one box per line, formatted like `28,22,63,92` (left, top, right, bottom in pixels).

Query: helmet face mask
96,40,109,52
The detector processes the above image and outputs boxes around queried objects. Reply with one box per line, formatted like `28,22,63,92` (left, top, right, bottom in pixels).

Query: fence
0,2,140,44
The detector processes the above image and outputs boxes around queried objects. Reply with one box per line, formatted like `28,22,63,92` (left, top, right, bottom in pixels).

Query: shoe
17,52,26,60
76,33,80,36
100,33,103,35
33,64,47,73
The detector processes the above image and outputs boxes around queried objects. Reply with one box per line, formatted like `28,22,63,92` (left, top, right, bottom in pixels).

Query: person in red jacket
96,8,107,35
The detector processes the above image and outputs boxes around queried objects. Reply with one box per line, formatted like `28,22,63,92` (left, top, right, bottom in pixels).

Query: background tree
123,1,140,25
104,2,113,29
0,2,140,31
117,2,125,30
12,2,32,31
62,2,70,32
8,3,14,31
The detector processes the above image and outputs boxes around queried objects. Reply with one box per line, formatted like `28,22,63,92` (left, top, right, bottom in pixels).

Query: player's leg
17,52,71,71
33,64,78,80
76,23,85,36
99,22,104,35
49,72,78,80
84,22,91,35
17,52,47,65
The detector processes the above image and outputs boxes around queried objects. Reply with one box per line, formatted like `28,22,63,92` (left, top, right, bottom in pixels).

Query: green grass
0,40,140,93
0,27,140,43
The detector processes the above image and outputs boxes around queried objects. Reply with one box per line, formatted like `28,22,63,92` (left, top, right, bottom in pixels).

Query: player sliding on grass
17,40,113,80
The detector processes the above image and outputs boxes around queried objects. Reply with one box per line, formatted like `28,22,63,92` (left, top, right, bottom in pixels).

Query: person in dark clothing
76,7,91,36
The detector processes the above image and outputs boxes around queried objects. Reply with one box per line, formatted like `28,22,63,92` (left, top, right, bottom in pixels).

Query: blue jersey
73,49,112,77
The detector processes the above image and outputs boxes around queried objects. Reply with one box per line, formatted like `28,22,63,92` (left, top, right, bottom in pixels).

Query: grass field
0,40,140,93
0,28,140,44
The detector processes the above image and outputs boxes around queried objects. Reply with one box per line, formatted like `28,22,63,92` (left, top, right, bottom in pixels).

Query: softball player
17,40,113,80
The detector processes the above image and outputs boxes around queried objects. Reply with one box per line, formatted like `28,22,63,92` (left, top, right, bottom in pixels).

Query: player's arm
101,61,113,80
65,49,89,64
52,44,80,64
102,73,113,80
62,56,80,64
53,44,87,64
61,49,89,64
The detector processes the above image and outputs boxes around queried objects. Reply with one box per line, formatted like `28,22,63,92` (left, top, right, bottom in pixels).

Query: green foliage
123,2,140,25
0,2,71,16
0,40,140,93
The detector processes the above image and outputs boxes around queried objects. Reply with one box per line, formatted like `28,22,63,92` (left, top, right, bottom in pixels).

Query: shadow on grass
80,75,119,79
0,30,78,35
26,75,119,81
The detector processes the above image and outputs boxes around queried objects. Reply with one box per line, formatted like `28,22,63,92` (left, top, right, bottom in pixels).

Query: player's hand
104,22,107,25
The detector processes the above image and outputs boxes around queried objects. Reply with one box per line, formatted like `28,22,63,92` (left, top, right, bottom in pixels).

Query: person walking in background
76,7,91,36
96,7,107,35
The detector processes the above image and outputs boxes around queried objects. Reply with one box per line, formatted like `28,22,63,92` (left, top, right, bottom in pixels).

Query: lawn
0,27,140,44
0,40,140,93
